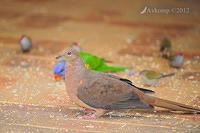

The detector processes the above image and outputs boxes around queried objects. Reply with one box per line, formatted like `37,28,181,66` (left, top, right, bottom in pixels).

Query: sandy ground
0,0,200,132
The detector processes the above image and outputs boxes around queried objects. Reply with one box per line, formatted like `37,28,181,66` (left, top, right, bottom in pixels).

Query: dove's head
56,48,80,62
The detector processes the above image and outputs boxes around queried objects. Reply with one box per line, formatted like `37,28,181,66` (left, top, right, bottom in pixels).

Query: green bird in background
139,70,175,86
80,52,130,72
160,37,172,58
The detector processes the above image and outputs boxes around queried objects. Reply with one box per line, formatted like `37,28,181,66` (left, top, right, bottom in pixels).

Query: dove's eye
67,52,72,56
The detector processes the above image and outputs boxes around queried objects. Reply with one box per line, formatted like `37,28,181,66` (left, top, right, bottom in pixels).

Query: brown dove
56,48,200,118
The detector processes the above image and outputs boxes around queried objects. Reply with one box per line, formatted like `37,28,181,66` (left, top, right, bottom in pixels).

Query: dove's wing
104,73,155,94
77,71,153,110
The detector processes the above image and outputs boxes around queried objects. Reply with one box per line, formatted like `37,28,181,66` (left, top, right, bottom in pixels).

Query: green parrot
80,52,130,72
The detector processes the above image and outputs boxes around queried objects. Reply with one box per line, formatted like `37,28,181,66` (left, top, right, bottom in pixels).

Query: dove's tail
144,95,200,112
161,72,175,78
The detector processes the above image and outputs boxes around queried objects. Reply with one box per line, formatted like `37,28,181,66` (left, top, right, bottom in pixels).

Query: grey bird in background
168,53,184,68
71,42,81,52
20,35,32,52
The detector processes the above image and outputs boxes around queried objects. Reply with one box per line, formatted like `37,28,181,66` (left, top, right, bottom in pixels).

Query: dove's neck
65,57,87,106
65,57,87,89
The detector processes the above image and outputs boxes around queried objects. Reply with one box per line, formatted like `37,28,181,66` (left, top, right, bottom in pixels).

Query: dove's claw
80,114,96,119
81,109,96,113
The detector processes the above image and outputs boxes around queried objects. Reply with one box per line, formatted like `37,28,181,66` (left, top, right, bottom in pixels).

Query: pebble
12,89,17,93
134,112,141,116
126,38,132,44
38,47,44,52
128,71,134,76
10,60,16,65
187,125,192,128
192,96,199,101
194,56,200,60
36,67,40,71
53,93,59,97
156,40,160,45
85,125,94,128
20,61,29,67
193,91,198,94
185,60,191,64
18,103,23,107
192,80,198,84
188,76,194,80
49,114,54,118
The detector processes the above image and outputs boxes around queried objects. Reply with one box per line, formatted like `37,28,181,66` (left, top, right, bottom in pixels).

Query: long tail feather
144,95,200,112
161,72,175,78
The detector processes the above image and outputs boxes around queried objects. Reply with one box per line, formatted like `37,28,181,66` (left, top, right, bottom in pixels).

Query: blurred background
0,0,200,132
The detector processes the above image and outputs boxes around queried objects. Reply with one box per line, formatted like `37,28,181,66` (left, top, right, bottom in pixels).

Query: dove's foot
81,109,96,113
80,114,96,119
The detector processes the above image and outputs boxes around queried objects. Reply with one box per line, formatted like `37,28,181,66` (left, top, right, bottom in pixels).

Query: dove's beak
54,74,62,80
56,54,63,59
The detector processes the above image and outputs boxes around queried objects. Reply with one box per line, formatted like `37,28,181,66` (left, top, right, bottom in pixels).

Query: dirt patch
0,76,17,87
18,14,71,28
109,21,194,31
181,72,200,81
0,36,19,44
99,10,121,17
0,10,21,19
118,31,185,56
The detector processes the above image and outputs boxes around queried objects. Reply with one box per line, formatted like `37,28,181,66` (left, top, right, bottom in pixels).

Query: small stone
185,60,191,64
188,76,194,80
126,38,132,44
53,93,59,97
85,125,94,128
187,125,192,128
192,80,198,84
49,114,54,118
192,96,199,101
10,60,16,65
193,91,198,94
20,61,29,67
195,56,200,59
18,103,23,107
38,47,44,52
128,71,134,76
135,112,141,116
12,89,17,93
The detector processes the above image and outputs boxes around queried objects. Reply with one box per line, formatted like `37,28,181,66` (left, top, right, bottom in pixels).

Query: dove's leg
80,109,108,119
95,110,108,117
81,109,96,113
